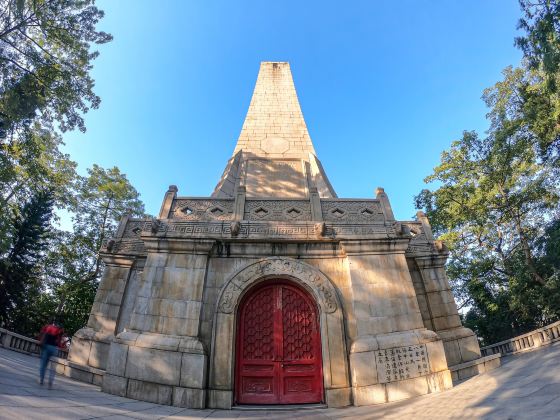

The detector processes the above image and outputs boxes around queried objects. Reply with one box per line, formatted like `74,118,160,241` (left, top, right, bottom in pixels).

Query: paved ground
1,344,560,419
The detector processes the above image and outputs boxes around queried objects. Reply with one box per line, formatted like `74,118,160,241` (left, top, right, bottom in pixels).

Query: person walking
38,320,64,388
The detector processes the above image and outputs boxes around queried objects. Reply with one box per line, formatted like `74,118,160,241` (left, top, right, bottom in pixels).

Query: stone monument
69,62,482,408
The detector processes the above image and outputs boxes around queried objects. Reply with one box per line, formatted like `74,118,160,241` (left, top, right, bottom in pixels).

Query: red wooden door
235,280,323,405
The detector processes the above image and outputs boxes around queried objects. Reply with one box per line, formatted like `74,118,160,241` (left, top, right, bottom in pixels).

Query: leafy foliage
0,189,54,331
0,0,111,257
515,1,560,162
0,0,112,134
416,1,560,345
47,165,145,333
0,125,76,251
0,1,133,337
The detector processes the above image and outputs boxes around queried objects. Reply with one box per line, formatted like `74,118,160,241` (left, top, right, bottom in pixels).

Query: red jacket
40,324,64,348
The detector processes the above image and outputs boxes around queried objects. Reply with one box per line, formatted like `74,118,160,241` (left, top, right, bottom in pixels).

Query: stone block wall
408,256,481,366
340,239,452,405
69,256,138,370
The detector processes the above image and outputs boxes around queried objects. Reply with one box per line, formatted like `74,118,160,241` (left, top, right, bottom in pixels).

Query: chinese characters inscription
375,344,430,383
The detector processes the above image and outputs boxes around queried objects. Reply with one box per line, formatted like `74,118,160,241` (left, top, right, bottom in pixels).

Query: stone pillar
413,255,481,366
341,240,452,406
69,256,135,370
309,186,323,221
102,239,215,408
412,211,481,366
233,185,246,220
158,185,178,219
376,187,395,221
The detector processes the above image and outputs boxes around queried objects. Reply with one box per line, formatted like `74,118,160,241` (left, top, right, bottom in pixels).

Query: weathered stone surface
386,376,429,402
180,353,207,389
213,62,335,199
172,386,205,408
125,346,181,386
457,334,483,362
207,389,233,409
67,365,93,384
70,61,485,410
106,342,128,377
209,312,234,389
102,373,128,397
350,351,377,387
426,370,453,393
126,378,173,405
425,340,448,373
353,384,386,406
88,340,109,370
67,335,92,365
325,387,352,408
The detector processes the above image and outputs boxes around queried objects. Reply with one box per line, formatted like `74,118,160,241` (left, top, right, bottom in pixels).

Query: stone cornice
340,238,411,255
142,237,216,254
413,254,449,269
99,254,136,267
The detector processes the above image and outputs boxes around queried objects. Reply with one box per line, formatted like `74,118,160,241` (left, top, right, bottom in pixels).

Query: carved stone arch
208,257,351,409
216,257,339,315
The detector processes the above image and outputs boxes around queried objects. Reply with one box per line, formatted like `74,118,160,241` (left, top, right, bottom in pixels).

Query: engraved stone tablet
375,344,430,383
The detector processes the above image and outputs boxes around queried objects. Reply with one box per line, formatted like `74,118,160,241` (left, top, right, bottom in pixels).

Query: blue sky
62,0,523,220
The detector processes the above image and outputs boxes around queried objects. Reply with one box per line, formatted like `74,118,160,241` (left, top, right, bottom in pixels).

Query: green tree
0,189,54,332
0,126,76,251
0,2,130,337
71,165,145,282
416,69,560,344
47,165,145,332
415,1,560,344
0,0,112,134
0,0,111,253
515,0,560,162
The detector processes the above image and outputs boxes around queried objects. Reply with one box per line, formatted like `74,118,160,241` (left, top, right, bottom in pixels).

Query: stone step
232,403,327,411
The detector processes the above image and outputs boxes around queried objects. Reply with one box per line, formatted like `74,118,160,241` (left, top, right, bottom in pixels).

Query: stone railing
0,328,68,359
480,320,560,357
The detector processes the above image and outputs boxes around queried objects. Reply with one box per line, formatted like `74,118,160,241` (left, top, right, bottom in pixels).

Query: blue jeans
39,344,57,385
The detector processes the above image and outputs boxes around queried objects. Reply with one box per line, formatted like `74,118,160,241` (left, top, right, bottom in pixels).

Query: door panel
236,285,277,404
235,281,323,405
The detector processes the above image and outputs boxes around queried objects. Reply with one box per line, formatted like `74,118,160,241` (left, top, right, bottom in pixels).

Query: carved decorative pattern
123,220,146,238
244,200,311,221
170,199,234,221
218,257,338,314
321,200,385,222
403,222,434,255
101,238,146,255
242,288,274,360
282,288,315,360
236,281,323,404
144,219,394,240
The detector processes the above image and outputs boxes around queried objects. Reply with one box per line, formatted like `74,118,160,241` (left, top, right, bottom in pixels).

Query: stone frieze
218,257,338,314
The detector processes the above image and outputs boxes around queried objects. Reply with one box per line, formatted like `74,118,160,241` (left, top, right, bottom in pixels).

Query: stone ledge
350,329,441,353
114,331,206,354
36,356,107,387
352,370,452,406
449,354,501,383
66,362,104,386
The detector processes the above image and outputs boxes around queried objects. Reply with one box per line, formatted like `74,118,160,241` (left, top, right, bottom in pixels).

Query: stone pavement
1,343,560,419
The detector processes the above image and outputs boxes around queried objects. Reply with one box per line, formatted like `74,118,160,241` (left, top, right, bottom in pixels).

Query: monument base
350,329,453,406
101,331,207,408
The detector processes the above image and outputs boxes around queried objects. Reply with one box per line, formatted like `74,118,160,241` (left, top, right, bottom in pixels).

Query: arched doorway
234,279,324,405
